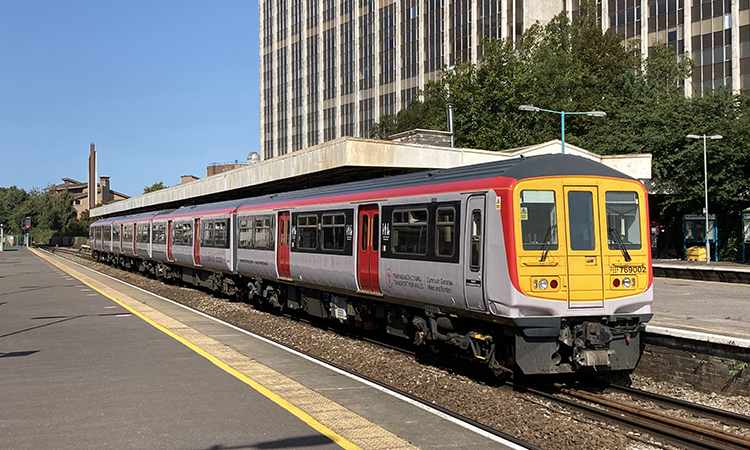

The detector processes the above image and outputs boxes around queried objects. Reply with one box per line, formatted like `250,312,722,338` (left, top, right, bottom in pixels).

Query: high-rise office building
259,0,750,159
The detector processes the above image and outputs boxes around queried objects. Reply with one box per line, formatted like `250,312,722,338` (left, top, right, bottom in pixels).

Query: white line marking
646,325,750,348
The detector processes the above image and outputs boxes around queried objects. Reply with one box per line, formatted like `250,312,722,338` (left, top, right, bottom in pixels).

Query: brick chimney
88,143,97,210
100,176,111,203
181,175,199,184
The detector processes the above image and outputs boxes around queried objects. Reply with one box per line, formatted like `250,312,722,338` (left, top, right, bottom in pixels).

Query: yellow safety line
30,248,362,450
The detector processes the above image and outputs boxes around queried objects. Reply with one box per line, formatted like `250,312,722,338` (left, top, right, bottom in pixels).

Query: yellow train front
496,157,653,374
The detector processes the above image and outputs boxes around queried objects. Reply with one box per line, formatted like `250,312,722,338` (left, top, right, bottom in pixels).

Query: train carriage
91,154,652,376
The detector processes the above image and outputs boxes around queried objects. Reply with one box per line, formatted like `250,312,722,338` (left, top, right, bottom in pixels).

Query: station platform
645,259,750,349
653,258,750,284
0,248,522,450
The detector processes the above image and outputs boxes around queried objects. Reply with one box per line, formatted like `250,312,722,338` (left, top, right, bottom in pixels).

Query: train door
119,224,124,253
167,221,173,261
193,218,201,266
463,195,486,311
277,211,291,279
147,221,153,259
357,204,380,293
132,223,137,256
563,186,604,308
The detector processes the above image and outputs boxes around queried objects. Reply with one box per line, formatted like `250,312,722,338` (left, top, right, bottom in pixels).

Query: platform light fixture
518,105,607,154
686,134,723,263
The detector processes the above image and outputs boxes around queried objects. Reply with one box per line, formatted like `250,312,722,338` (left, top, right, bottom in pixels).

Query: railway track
520,381,750,450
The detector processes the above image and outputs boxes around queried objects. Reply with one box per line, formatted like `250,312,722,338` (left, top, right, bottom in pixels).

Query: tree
144,181,168,194
7,188,82,242
0,186,29,233
369,114,397,139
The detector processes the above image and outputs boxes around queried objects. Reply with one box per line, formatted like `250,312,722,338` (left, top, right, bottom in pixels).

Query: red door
167,221,173,261
357,205,380,293
277,212,291,279
193,218,201,266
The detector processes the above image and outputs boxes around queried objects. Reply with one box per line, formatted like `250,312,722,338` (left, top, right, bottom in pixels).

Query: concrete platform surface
650,277,750,347
0,248,522,450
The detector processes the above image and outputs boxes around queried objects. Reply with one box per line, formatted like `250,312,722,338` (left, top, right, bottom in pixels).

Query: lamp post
519,105,606,154
686,133,723,263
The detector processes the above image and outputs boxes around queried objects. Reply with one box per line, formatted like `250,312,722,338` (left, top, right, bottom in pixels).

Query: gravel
52,248,749,450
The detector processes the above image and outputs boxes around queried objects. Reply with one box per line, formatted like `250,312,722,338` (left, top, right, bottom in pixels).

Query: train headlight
622,278,631,288
539,279,549,290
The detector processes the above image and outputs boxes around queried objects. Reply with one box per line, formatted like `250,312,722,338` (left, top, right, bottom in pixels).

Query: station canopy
91,133,652,218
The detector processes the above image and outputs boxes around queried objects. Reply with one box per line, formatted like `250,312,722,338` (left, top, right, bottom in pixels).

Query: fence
2,234,25,249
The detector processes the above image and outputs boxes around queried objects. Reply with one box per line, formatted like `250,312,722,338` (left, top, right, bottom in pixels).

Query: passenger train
90,154,653,375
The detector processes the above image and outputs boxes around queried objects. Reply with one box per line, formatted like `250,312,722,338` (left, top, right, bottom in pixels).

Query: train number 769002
610,264,647,274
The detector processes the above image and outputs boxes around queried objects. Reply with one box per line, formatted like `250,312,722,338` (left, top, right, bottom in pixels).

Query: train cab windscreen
605,191,642,249
520,190,558,251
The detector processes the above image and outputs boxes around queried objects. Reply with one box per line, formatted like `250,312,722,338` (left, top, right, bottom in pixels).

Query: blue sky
0,1,258,198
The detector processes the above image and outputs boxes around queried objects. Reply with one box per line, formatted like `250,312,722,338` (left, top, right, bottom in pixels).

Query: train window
173,222,193,246
136,224,150,243
435,207,455,257
254,216,274,249
606,191,641,249
322,213,346,250
214,220,228,248
123,225,133,243
200,219,229,248
470,210,482,271
361,215,369,251
286,217,291,247
202,221,215,245
392,209,428,255
112,226,121,242
372,214,379,251
297,215,318,250
568,191,596,251
520,190,558,251
104,227,111,241
153,223,166,244
238,217,253,249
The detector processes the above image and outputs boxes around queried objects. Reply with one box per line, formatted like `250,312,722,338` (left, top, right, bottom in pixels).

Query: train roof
233,154,635,210
153,199,245,220
91,210,172,226
499,153,635,181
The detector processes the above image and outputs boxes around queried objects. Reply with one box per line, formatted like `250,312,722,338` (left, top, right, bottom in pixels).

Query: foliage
3,186,90,239
0,186,29,233
144,181,168,194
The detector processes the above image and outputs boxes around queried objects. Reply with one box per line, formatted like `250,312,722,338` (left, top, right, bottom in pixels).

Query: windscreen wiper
539,224,557,262
608,227,632,262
